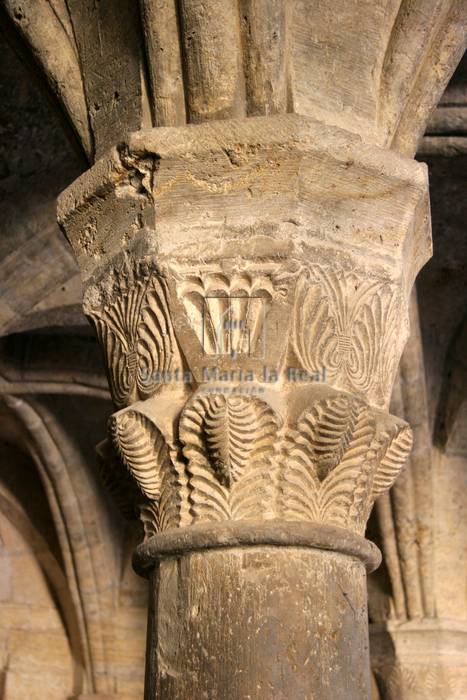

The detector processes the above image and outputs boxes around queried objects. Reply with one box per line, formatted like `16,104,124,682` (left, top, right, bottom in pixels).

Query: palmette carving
178,273,275,357
84,259,175,408
180,393,280,521
294,266,403,408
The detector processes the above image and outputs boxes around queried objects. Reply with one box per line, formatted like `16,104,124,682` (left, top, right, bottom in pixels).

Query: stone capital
58,114,432,698
58,114,429,546
370,620,467,700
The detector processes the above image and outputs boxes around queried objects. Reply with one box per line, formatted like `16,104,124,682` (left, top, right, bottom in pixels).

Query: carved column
4,1,466,696
57,113,431,699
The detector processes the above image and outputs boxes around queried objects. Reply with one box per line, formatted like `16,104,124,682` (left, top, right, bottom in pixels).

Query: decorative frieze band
84,257,406,408
107,384,411,538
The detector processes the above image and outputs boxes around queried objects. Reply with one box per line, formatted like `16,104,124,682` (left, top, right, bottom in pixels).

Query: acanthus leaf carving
203,395,257,486
327,402,376,529
102,387,412,537
296,396,361,481
281,395,381,531
139,501,160,541
96,438,141,520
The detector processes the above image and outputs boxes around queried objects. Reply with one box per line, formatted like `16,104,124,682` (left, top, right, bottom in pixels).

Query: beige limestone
2,1,466,698
3,0,465,159
57,112,432,698
371,620,467,700
0,512,76,700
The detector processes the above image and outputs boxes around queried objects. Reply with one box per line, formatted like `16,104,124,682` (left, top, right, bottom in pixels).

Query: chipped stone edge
57,114,429,224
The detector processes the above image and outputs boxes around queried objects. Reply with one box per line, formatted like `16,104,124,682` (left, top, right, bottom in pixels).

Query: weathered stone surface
2,0,464,158
56,110,432,696
147,547,370,700
65,0,150,158
367,130,467,699
1,4,466,699
371,620,467,700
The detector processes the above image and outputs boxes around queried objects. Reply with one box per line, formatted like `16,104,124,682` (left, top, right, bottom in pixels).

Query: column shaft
146,546,370,699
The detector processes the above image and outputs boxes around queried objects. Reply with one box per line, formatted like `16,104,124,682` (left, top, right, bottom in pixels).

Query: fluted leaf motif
294,266,401,409
371,424,413,499
139,502,159,541
203,395,257,486
178,273,274,356
110,410,180,532
180,393,280,522
321,402,375,529
299,396,359,481
106,392,411,535
96,438,140,519
85,260,174,408
281,395,377,530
